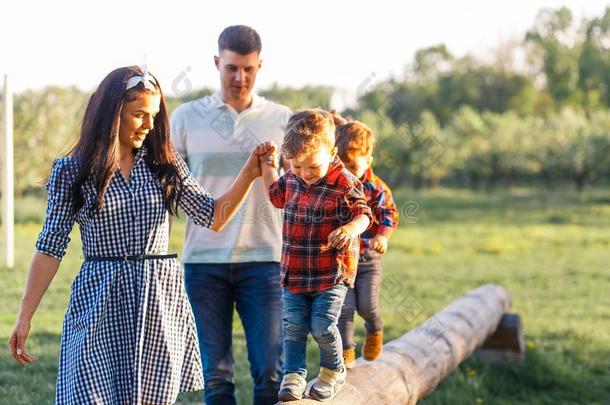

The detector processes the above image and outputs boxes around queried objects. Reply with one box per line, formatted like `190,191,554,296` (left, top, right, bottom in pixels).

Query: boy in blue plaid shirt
335,121,399,369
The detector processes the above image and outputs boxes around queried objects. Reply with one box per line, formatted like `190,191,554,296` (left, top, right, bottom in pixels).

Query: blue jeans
282,285,348,378
185,262,282,405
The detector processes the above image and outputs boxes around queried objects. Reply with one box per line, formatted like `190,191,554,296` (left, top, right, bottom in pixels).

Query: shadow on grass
0,332,60,405
1,332,205,405
421,330,610,405
2,327,608,405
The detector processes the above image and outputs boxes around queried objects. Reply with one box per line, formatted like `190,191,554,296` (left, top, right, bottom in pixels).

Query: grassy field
1,187,609,404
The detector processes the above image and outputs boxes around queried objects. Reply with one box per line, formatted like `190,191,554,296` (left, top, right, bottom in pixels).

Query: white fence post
2,74,15,269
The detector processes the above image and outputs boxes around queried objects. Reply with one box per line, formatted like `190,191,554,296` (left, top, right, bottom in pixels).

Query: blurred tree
579,7,610,110
260,83,332,110
13,86,88,196
412,44,454,83
406,111,449,188
165,88,214,113
526,7,580,107
6,6,610,196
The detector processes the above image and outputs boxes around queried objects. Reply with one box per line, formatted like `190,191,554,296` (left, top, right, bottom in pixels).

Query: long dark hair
68,66,182,214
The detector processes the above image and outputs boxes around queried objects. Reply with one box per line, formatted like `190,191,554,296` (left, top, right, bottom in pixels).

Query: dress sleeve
174,151,216,228
269,174,287,209
35,158,78,261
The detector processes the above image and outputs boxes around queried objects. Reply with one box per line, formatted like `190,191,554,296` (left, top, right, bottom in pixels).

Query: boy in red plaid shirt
335,121,399,369
257,109,372,402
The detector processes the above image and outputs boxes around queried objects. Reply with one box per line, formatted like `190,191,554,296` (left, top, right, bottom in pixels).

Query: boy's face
344,153,373,179
290,145,337,185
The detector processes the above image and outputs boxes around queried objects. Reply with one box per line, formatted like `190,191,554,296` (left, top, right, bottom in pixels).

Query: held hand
255,141,279,170
8,319,35,366
255,140,277,157
328,225,358,250
371,234,388,254
244,149,262,179
262,151,279,169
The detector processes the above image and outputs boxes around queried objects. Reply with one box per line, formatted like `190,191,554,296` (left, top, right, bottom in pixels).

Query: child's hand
255,141,279,169
371,234,388,254
244,141,277,180
328,224,358,250
255,140,277,157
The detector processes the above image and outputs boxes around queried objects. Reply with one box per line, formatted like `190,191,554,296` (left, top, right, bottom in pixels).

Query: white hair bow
125,64,157,91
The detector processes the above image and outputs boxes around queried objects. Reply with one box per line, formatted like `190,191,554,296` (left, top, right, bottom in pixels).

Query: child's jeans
282,285,348,378
338,249,383,350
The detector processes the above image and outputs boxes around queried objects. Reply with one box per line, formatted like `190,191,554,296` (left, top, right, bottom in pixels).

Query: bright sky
1,0,607,102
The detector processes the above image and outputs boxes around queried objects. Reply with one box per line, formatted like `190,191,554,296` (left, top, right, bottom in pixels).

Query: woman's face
118,92,161,151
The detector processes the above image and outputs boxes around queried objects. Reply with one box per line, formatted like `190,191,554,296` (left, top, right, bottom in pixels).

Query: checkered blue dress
36,147,214,404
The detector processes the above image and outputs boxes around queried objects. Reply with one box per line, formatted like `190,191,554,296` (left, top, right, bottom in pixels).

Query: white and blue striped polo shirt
170,91,291,263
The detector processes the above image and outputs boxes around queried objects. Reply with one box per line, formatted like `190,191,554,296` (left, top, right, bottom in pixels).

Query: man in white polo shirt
171,26,291,405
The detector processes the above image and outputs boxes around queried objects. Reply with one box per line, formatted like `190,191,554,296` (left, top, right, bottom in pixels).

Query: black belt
84,253,178,262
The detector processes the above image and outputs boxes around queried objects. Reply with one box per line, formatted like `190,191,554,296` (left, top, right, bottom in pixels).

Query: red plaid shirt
360,167,399,248
269,157,372,293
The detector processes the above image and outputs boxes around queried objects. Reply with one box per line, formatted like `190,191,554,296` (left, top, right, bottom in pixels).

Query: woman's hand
8,318,35,366
213,141,281,231
7,253,61,366
238,140,279,182
243,148,263,180
256,141,281,203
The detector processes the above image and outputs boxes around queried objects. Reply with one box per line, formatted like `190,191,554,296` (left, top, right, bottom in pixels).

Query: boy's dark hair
218,25,262,55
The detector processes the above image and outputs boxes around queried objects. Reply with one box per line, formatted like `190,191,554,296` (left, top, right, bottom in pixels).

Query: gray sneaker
308,367,347,401
278,372,307,402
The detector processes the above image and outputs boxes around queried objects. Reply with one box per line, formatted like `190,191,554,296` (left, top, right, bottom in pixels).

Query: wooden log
282,284,511,404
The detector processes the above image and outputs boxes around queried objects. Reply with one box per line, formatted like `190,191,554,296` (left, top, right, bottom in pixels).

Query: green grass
1,186,610,404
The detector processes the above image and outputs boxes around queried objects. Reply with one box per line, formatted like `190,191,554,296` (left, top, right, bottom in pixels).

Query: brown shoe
343,348,356,370
363,331,383,361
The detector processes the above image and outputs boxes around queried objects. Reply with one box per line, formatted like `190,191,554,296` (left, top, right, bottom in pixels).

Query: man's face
214,49,262,105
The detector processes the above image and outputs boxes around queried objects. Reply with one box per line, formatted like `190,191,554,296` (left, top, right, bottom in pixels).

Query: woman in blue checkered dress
8,66,265,404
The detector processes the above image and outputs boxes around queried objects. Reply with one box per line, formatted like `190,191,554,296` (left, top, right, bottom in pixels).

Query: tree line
2,6,609,196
